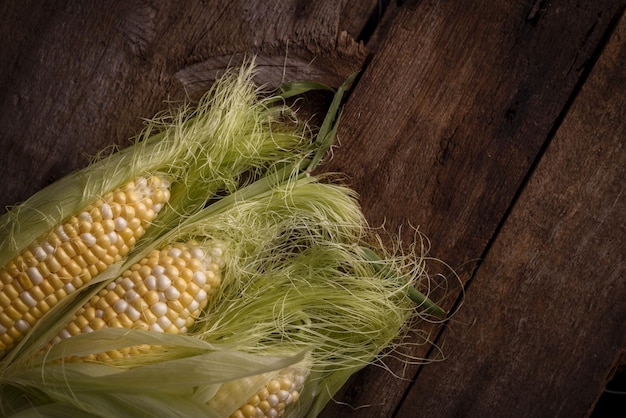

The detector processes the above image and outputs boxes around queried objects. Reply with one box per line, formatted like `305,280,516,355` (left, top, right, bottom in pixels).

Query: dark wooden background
1,1,625,417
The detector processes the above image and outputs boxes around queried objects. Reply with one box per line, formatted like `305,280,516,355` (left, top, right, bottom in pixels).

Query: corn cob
0,175,170,356
207,359,310,418
229,366,308,418
50,241,224,361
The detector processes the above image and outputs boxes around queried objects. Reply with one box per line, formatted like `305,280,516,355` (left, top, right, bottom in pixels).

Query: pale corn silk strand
0,63,447,418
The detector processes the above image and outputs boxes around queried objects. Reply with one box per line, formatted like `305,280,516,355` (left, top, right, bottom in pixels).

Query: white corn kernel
26,267,44,285
81,233,96,247
19,292,37,308
150,302,167,317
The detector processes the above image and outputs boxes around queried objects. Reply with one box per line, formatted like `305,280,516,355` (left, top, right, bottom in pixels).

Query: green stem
305,72,359,173
275,81,335,100
358,247,447,317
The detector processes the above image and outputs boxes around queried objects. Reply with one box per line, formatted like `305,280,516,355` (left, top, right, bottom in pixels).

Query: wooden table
1,1,624,416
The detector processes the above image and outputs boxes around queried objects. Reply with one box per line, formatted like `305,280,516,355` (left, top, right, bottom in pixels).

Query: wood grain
0,0,365,213
397,10,626,416
320,1,626,416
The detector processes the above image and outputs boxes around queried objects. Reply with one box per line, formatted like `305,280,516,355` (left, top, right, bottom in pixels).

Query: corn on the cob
50,241,223,361
232,367,308,418
208,361,310,418
0,175,170,356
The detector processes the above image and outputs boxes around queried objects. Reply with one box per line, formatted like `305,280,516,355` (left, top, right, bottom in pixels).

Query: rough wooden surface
397,11,626,416
0,1,625,417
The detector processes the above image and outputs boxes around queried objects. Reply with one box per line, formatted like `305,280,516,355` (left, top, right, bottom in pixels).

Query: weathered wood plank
0,0,365,213
338,0,381,43
397,9,626,416
320,1,626,416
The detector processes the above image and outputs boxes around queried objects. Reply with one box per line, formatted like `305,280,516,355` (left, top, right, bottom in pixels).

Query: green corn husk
0,63,447,418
